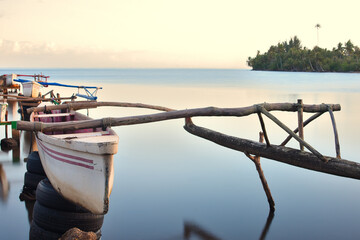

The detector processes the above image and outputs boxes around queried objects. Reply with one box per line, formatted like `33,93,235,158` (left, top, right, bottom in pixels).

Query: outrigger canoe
30,103,119,214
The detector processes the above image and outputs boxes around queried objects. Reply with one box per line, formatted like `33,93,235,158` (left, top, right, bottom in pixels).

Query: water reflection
184,221,221,240
1,71,360,239
259,210,275,240
0,164,9,202
24,200,35,225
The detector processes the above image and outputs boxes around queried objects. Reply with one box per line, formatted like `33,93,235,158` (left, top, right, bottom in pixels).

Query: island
247,36,360,72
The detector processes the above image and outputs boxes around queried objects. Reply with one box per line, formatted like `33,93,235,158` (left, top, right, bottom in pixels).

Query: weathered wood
328,106,341,159
27,102,340,114
281,112,324,146
17,103,341,134
245,132,275,211
258,106,328,162
27,101,174,114
183,122,360,180
0,94,30,99
297,99,304,151
1,138,18,151
6,96,75,102
257,113,271,147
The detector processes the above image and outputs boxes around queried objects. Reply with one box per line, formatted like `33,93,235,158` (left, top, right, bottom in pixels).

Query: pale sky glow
1,0,360,68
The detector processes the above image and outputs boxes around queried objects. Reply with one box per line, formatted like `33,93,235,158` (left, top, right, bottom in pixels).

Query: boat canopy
14,79,101,100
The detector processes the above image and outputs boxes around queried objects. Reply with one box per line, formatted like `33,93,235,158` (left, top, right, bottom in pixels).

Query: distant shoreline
247,36,360,73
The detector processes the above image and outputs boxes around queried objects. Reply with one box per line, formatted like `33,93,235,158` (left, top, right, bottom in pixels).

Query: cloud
0,39,144,68
0,39,239,68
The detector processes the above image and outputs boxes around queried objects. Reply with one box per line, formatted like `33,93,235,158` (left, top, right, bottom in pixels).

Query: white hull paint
31,109,119,214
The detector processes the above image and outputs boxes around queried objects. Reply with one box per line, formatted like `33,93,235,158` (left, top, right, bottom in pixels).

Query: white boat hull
32,109,119,214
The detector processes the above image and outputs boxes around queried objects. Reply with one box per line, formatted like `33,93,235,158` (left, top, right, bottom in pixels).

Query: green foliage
247,37,360,72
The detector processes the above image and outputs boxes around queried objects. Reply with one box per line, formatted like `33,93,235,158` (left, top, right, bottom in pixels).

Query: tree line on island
247,36,360,72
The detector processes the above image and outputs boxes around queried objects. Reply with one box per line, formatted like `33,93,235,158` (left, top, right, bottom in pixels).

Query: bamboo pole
328,105,341,159
184,122,360,180
258,106,328,162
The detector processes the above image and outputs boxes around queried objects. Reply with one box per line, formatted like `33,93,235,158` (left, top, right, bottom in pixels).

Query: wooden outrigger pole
13,100,360,211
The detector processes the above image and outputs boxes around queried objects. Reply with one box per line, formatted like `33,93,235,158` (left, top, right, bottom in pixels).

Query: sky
1,0,360,69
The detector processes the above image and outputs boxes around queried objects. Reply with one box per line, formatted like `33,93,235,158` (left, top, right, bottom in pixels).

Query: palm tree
315,24,321,46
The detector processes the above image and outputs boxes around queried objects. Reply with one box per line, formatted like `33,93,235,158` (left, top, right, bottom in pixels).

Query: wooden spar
281,112,324,146
27,101,174,114
0,94,31,99
328,106,341,159
26,101,340,115
257,113,271,147
183,121,360,180
0,94,76,102
297,99,304,151
16,103,341,132
244,132,275,211
258,106,328,162
7,97,75,102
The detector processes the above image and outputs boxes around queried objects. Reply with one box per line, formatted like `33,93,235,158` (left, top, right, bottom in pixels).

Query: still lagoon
0,69,359,239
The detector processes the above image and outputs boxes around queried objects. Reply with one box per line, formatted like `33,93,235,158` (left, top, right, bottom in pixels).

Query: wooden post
328,105,341,159
12,129,20,162
5,111,8,139
297,99,304,151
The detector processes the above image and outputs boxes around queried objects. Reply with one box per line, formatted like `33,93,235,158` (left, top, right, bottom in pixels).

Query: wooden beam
17,102,341,133
27,102,341,115
184,122,360,180
27,101,174,114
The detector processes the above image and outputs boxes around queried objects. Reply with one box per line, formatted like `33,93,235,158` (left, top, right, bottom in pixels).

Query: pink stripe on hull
38,140,94,170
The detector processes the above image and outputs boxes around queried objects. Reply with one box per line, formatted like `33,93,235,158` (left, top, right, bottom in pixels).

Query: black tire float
30,221,102,240
29,221,62,240
36,179,88,213
26,151,45,175
24,172,46,190
33,201,104,234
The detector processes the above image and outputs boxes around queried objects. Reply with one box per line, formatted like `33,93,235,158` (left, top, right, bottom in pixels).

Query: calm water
0,69,359,239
